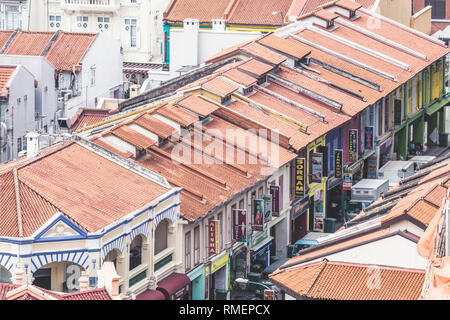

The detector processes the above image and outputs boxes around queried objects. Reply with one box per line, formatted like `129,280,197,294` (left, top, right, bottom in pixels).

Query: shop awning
123,62,163,75
251,236,273,259
156,273,191,300
262,258,290,276
136,289,166,300
295,239,319,246
425,96,450,116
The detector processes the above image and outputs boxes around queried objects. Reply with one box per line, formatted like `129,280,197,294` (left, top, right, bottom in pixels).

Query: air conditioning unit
64,92,72,101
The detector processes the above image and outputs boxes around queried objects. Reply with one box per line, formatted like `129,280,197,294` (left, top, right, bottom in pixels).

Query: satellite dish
0,122,7,148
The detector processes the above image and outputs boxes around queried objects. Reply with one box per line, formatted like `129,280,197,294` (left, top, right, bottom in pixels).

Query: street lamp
272,11,285,27
235,277,272,291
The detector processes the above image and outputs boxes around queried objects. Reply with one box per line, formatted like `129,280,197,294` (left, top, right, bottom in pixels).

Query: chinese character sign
334,149,343,179
349,129,358,162
232,209,247,242
253,199,264,231
365,126,374,150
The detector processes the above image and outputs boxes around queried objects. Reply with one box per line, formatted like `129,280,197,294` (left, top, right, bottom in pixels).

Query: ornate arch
30,250,89,274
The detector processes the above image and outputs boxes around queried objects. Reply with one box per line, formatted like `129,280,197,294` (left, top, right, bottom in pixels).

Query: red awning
136,289,166,300
156,273,191,300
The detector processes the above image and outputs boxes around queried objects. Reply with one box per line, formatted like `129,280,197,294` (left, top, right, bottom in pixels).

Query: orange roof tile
257,34,311,59
176,94,221,117
156,103,199,127
111,125,157,150
45,32,97,72
163,0,231,23
68,108,111,131
335,0,363,11
0,31,13,50
313,9,339,21
237,59,274,76
202,77,239,96
0,66,15,98
0,141,170,235
134,113,175,139
4,31,56,56
222,68,257,87
92,138,134,159
241,42,287,65
226,0,294,26
270,260,425,300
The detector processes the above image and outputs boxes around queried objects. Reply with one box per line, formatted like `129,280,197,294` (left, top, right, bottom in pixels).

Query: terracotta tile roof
134,113,175,139
176,94,221,117
0,31,13,50
0,66,15,97
270,260,425,300
45,32,97,72
226,0,294,26
313,9,339,21
68,108,111,132
91,138,134,159
156,103,199,127
202,77,239,96
110,125,157,150
0,283,111,300
241,42,287,65
237,59,274,76
335,0,363,11
424,185,448,207
222,68,257,86
164,0,293,26
301,0,374,15
4,31,56,56
0,141,170,235
431,21,450,35
257,34,311,59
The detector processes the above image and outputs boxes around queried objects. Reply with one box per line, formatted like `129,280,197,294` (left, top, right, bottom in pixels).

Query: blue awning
294,239,318,246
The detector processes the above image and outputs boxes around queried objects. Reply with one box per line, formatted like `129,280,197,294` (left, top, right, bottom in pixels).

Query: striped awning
102,236,125,260
0,253,15,271
31,250,90,274
123,62,163,75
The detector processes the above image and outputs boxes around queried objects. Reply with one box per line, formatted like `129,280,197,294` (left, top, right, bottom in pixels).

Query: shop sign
367,155,377,179
364,126,374,150
208,220,219,255
66,264,81,291
253,199,264,231
232,209,247,242
295,158,306,199
292,196,309,220
263,194,272,223
264,290,275,300
205,253,230,277
270,185,280,217
311,153,323,183
349,129,358,162
343,173,353,191
334,149,343,179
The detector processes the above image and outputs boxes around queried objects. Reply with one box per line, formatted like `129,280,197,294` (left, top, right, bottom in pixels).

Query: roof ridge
12,168,23,237
305,259,328,296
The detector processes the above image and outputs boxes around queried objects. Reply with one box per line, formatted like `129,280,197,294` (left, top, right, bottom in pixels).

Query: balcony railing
61,0,120,12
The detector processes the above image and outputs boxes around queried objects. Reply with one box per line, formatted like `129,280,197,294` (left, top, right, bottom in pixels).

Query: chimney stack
25,132,40,159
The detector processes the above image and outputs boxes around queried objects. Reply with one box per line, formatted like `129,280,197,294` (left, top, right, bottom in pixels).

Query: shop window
155,220,169,255
32,268,52,290
129,235,143,271
185,231,191,271
425,0,445,19
194,226,200,266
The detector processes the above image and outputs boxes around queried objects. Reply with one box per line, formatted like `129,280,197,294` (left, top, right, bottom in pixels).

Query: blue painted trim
34,214,88,242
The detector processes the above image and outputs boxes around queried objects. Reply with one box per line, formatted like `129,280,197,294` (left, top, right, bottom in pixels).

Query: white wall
0,55,58,134
306,235,427,270
1,65,36,162
169,28,261,78
65,32,123,118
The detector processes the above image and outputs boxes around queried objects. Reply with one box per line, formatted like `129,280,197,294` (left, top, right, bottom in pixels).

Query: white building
0,64,36,163
0,0,29,30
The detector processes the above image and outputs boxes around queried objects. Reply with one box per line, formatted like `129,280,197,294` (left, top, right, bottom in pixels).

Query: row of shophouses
0,0,449,300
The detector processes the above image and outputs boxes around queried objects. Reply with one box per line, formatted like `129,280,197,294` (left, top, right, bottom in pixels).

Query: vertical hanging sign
349,129,358,162
263,194,273,223
232,209,247,242
270,185,280,217
295,158,306,199
334,149,343,179
364,126,374,150
208,220,219,255
253,199,264,231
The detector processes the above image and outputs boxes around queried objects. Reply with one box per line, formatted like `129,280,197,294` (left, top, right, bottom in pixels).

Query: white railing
61,0,119,11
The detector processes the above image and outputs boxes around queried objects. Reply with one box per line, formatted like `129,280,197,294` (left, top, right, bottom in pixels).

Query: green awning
425,96,450,116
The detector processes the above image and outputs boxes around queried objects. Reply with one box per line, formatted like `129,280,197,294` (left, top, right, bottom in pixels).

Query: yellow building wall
376,0,412,27
410,6,432,35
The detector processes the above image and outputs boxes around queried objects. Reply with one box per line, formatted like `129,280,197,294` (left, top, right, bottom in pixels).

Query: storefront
205,252,229,300
308,186,325,233
156,272,191,300
326,176,343,221
187,265,205,300
250,232,273,273
343,159,364,220
230,243,247,282
291,196,309,243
